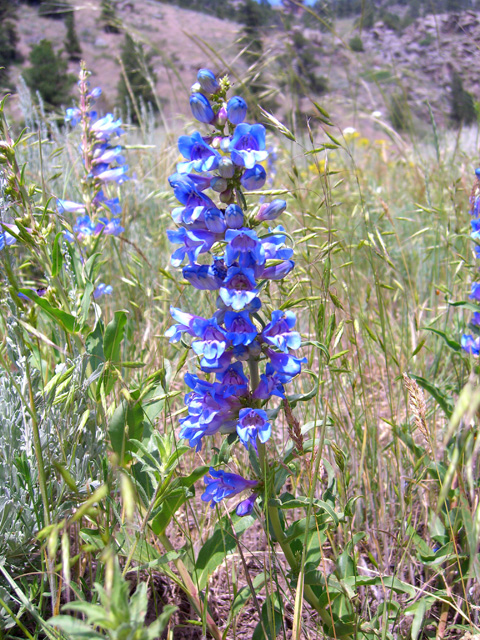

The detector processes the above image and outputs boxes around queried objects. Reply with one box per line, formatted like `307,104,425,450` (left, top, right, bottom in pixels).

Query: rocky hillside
8,2,480,128
13,0,241,118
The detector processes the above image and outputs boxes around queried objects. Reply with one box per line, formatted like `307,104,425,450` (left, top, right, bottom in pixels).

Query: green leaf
19,289,77,333
51,232,64,277
48,616,104,638
252,592,284,640
423,327,461,352
195,522,237,590
104,310,127,362
108,398,144,464
150,466,209,535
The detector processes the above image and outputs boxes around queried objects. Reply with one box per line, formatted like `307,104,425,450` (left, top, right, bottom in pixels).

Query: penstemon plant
461,168,480,355
165,69,339,632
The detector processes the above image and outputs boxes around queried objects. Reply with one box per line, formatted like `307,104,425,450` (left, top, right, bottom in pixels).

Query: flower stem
159,533,222,640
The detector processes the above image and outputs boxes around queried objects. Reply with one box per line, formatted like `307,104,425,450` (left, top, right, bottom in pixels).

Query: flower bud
225,203,244,229
257,199,287,222
240,164,266,190
236,493,258,517
205,208,226,233
190,93,214,123
211,136,222,149
197,69,219,94
220,188,233,204
218,157,235,179
191,82,202,93
227,96,247,124
211,177,228,193
216,105,227,127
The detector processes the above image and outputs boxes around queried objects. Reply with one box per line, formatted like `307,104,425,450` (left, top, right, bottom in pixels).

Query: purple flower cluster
462,168,480,355
58,68,127,246
166,69,304,516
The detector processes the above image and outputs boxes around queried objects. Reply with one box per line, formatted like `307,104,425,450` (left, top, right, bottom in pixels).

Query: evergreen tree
101,0,120,34
0,0,20,75
240,0,264,64
22,39,75,108
117,33,157,120
450,71,476,125
64,10,82,61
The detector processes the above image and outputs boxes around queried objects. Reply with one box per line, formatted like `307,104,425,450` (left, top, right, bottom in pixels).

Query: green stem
267,503,332,627
251,357,333,628
159,533,222,640
25,359,50,527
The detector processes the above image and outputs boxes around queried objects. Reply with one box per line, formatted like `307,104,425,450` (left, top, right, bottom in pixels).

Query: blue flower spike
166,71,304,515
463,167,480,357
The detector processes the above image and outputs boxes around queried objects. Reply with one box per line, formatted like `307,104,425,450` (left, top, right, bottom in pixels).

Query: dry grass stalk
283,398,304,456
403,373,430,452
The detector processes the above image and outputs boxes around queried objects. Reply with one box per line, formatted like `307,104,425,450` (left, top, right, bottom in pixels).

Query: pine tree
450,71,476,125
101,0,120,34
239,0,264,65
117,33,157,121
22,39,75,108
64,9,82,61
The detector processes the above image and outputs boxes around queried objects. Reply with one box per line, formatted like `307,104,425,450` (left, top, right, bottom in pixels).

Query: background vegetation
1,0,480,638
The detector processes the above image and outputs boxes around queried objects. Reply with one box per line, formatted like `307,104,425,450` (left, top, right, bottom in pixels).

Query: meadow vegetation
1,2,480,639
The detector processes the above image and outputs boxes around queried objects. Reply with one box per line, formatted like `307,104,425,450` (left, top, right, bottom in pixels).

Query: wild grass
1,45,480,640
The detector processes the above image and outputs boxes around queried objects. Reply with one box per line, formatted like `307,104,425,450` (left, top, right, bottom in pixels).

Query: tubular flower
166,72,303,514
463,167,480,356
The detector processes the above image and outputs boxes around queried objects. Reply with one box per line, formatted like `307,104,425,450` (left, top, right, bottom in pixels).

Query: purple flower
267,349,306,380
167,227,216,266
95,217,124,237
236,493,258,516
220,267,258,311
92,144,126,166
259,260,295,281
180,389,240,450
225,228,265,268
73,215,97,240
470,283,480,302
91,164,129,184
169,173,215,225
201,467,257,508
261,226,293,261
57,199,86,215
0,226,18,250
191,317,228,365
225,203,244,229
183,262,225,290
93,283,113,299
253,363,286,399
177,132,220,174
165,307,200,342
224,310,257,346
461,334,480,355
257,199,287,222
240,165,266,191
261,310,301,352
217,362,249,398
229,124,268,169
190,93,215,124
236,408,271,452
227,96,247,125
204,208,226,233
90,114,124,139
197,69,219,94
65,107,81,126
